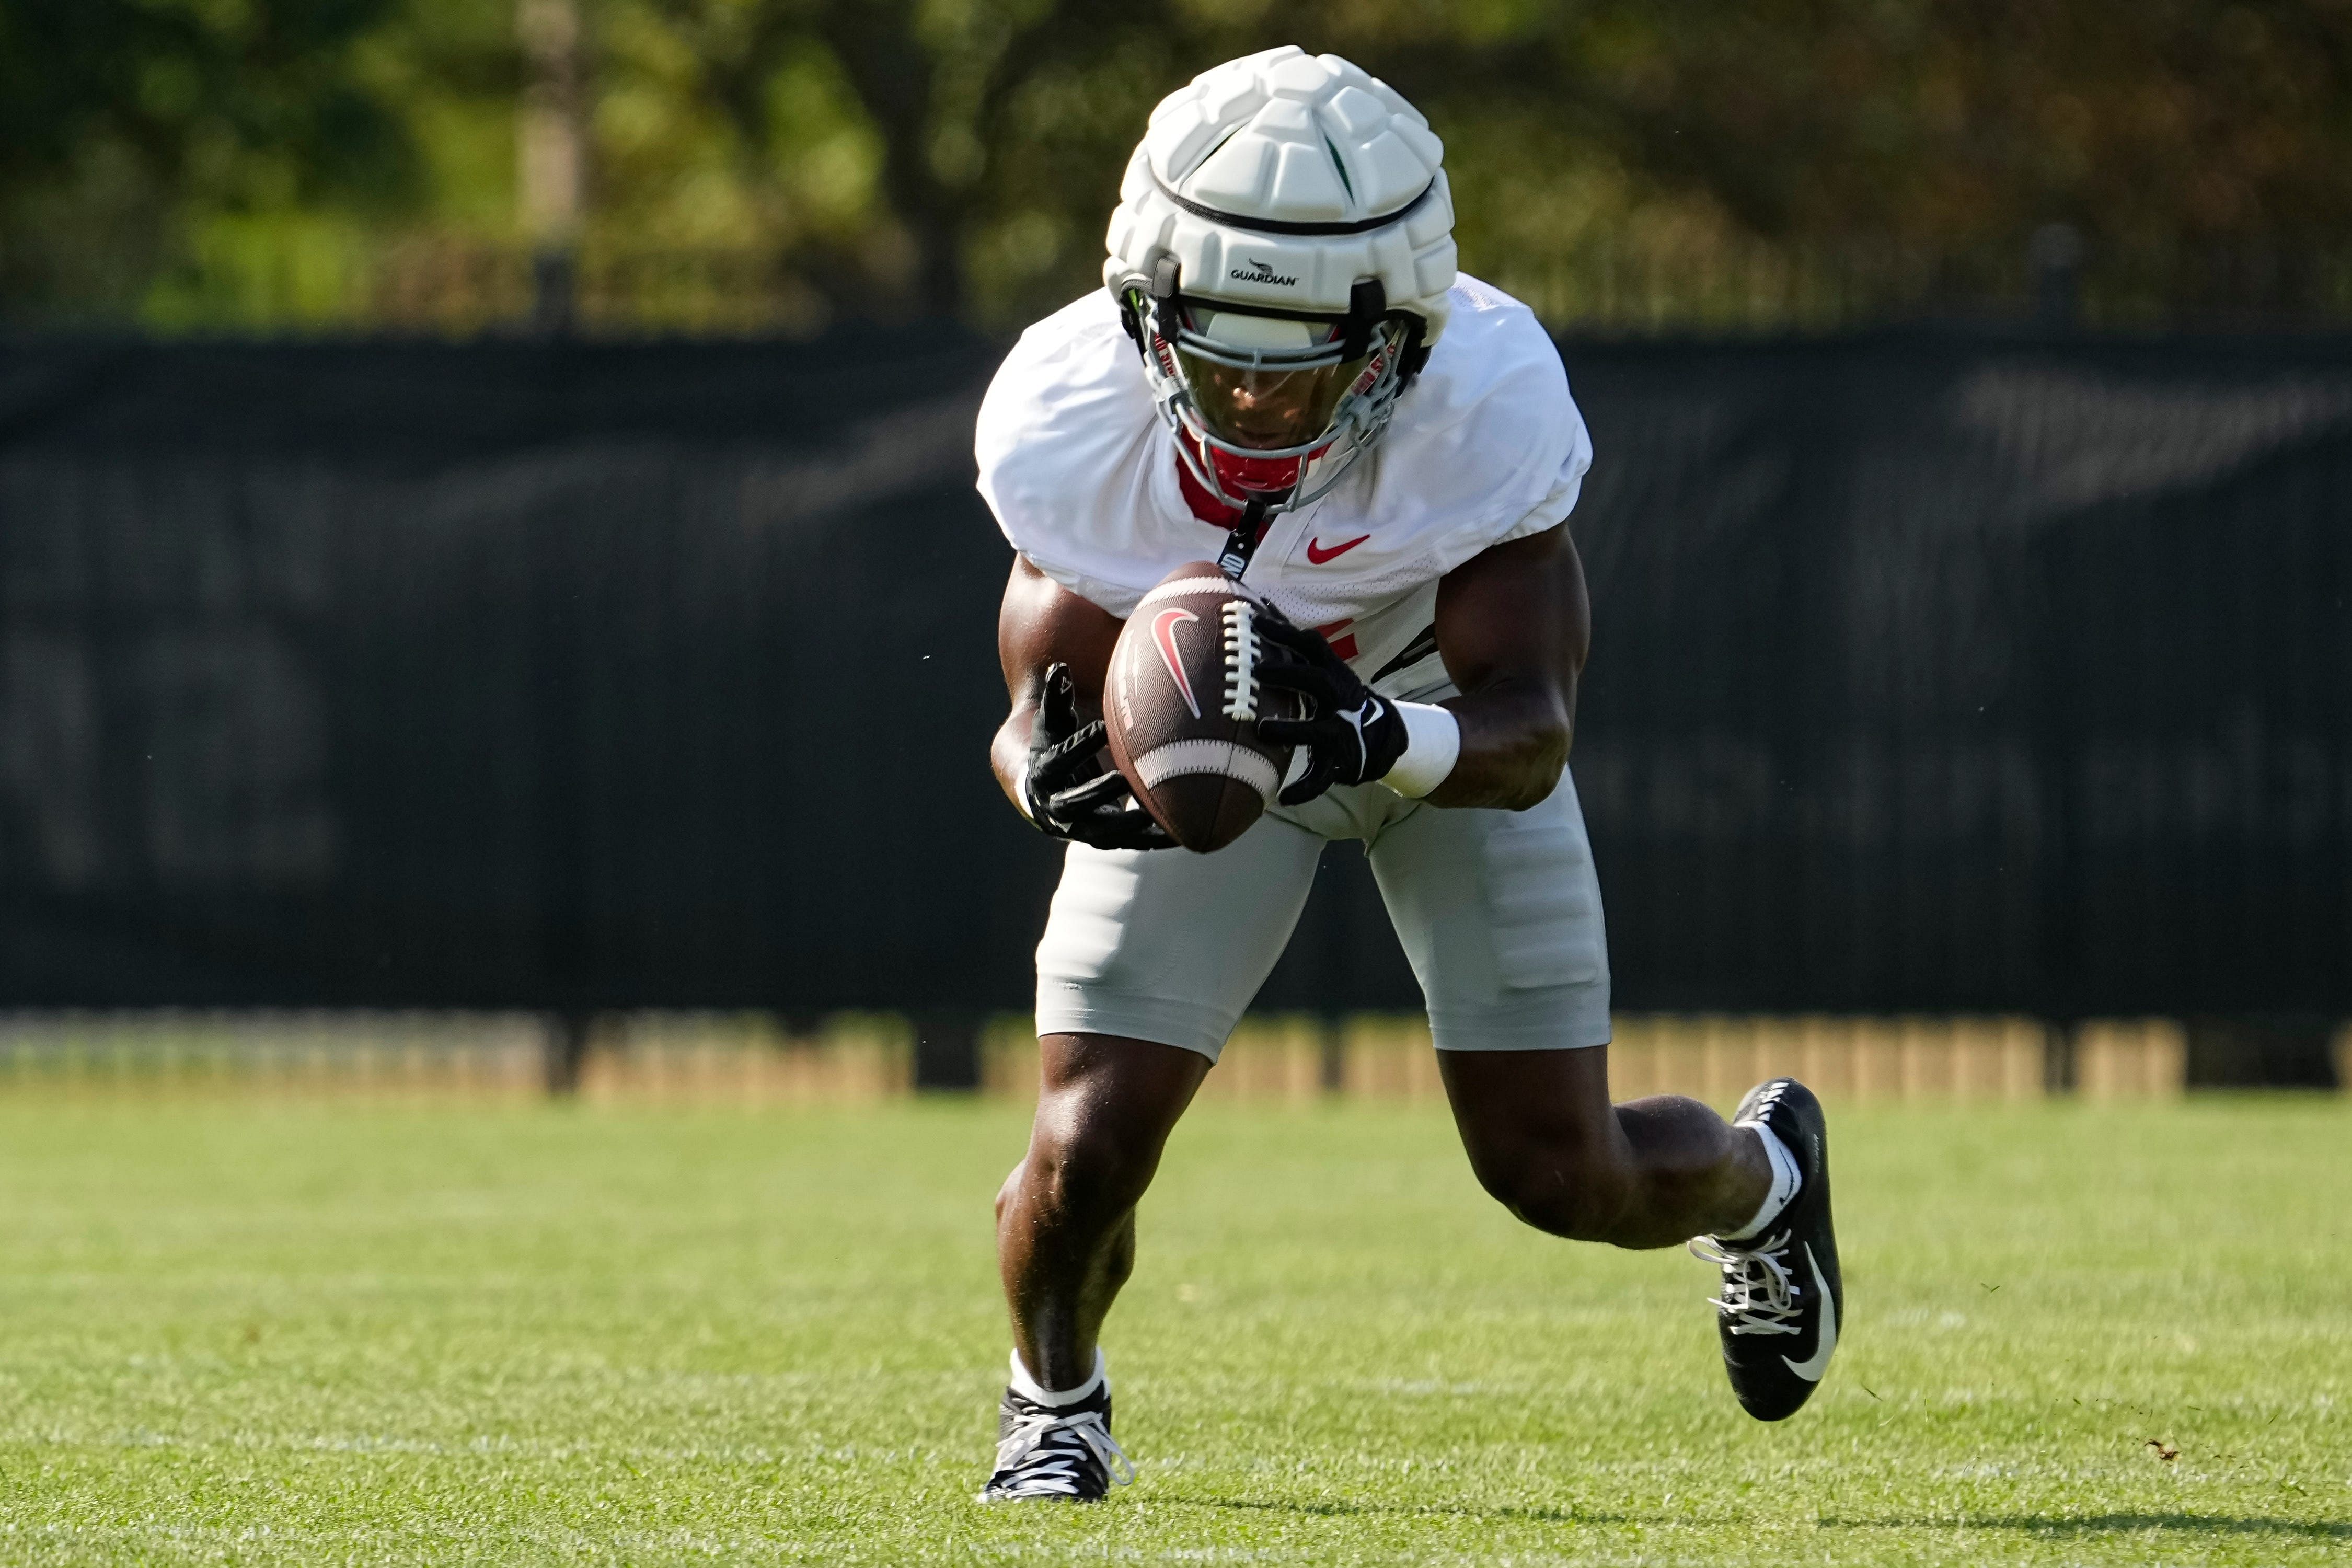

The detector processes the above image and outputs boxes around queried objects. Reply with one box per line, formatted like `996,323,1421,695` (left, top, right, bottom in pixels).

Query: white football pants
1034,768,1611,1061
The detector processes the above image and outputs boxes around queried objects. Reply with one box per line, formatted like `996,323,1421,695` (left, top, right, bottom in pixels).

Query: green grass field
0,1094,2344,1565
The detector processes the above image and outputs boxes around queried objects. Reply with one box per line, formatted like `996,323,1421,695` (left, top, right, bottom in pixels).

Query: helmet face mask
1103,48,1457,529
1123,280,1418,511
1178,333,1368,451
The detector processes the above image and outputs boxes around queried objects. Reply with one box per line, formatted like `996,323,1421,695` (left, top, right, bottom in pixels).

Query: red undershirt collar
1174,453,1244,526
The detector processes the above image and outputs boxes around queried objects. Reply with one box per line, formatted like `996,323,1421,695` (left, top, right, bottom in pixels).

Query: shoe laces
986,1406,1135,1498
1690,1228,1804,1336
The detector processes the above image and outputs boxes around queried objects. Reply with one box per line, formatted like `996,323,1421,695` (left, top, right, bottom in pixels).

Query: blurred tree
1263,0,2352,316
1531,1,2352,258
642,0,2352,326
0,0,417,313
615,0,1190,319
11,0,2352,329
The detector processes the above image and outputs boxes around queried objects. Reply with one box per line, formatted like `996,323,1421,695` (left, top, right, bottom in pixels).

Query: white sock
1008,1347,1105,1409
1719,1122,1802,1241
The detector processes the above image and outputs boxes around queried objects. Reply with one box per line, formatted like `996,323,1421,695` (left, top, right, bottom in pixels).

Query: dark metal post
531,247,577,336
2031,223,2083,330
912,1013,981,1092
544,1010,593,1096
2046,1020,2079,1095
519,0,585,335
2186,1015,2338,1089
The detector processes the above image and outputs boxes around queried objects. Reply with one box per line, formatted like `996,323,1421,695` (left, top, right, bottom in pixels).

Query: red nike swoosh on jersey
1305,534,1371,564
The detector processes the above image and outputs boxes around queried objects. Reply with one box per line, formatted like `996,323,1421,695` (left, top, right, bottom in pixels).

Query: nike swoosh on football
1150,606,1202,718
1782,1243,1838,1381
1305,534,1370,564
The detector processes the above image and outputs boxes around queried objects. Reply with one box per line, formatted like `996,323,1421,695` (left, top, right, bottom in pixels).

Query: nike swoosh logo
1305,534,1370,564
1782,1243,1837,1381
1150,607,1202,718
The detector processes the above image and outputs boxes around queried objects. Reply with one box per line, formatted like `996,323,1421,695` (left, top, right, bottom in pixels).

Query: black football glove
1019,663,1175,851
1253,615,1409,806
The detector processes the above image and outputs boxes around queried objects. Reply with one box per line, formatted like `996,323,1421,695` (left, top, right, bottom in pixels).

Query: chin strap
1215,495,1273,580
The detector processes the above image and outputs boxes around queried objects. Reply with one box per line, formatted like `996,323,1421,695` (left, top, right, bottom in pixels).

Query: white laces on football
1691,1228,1804,1336
987,1407,1134,1498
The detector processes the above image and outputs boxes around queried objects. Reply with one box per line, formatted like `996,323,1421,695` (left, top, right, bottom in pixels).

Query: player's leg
995,1032,1207,1392
1441,1051,1839,1420
1367,768,1840,1417
1364,769,1763,1241
1436,1044,1770,1247
983,813,1325,1500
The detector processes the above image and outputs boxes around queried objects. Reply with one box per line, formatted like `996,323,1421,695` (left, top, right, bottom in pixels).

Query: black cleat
977,1380,1133,1502
1691,1078,1843,1421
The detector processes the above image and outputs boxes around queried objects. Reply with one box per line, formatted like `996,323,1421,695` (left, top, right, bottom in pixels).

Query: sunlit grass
0,1094,2343,1564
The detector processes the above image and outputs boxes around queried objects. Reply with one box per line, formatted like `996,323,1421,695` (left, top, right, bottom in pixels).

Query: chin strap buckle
1149,255,1185,345
1216,495,1271,580
1341,278,1386,361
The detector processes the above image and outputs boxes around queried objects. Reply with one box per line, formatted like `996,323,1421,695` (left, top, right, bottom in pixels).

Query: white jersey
975,275,1592,701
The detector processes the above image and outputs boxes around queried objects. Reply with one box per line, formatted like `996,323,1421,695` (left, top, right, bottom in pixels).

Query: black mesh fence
1,327,2346,1024
1566,333,2352,1020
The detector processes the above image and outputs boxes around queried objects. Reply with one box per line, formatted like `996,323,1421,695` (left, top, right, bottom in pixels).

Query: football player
972,47,1841,1502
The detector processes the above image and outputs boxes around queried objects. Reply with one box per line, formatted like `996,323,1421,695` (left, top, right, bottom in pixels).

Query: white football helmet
1104,47,1456,518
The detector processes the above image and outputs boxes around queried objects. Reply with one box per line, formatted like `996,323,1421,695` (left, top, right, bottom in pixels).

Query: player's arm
991,555,1174,850
1425,522,1586,810
990,555,1117,802
1255,522,1586,812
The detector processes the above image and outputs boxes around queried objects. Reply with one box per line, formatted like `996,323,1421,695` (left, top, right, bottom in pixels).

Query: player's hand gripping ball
1252,614,1411,806
1021,663,1176,851
1103,561,1296,853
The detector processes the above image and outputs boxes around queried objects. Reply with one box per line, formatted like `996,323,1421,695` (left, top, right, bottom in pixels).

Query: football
1103,561,1294,853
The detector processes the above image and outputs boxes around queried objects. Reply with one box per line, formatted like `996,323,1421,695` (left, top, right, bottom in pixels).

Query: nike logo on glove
1305,534,1370,564
1338,700,1376,773
1781,1244,1838,1381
